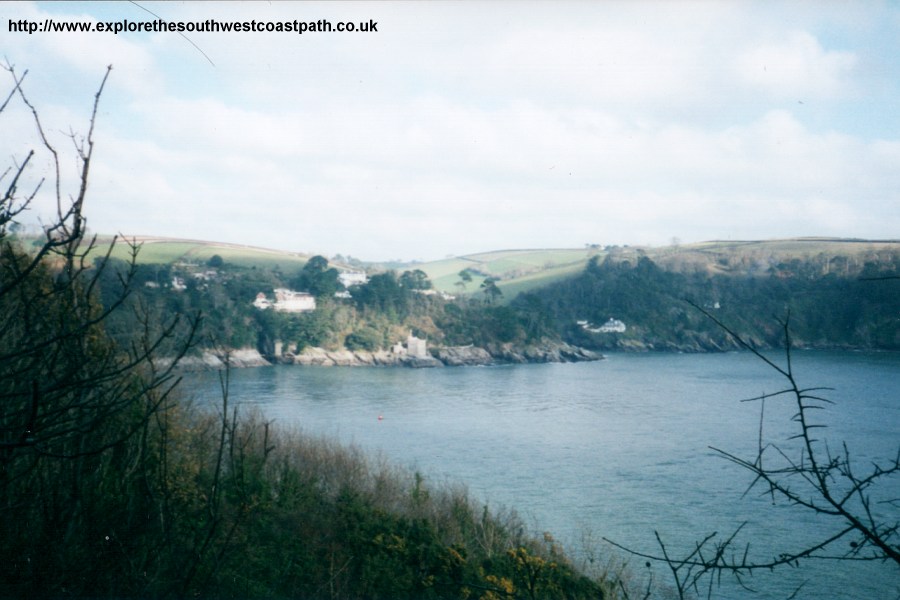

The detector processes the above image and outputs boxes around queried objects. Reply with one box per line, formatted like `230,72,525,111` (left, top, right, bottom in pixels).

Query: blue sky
3,1,899,260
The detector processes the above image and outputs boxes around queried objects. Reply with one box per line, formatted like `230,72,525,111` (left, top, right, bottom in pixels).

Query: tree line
534,253,900,352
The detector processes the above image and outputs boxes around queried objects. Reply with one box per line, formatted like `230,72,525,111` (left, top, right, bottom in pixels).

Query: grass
86,236,312,273
417,248,600,297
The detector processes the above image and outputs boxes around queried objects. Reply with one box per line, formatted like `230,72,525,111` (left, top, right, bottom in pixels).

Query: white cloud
4,1,899,260
735,31,857,99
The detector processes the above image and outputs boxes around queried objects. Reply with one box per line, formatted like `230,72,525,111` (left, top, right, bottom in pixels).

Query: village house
598,318,627,333
252,293,271,310
253,289,316,312
191,269,219,281
577,317,627,333
338,271,368,287
413,289,456,300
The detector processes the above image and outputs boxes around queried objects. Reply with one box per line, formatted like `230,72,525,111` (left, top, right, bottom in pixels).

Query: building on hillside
598,318,626,333
192,269,219,281
338,271,368,287
577,318,627,333
273,288,316,312
406,332,428,359
253,289,316,312
253,292,272,310
413,289,456,300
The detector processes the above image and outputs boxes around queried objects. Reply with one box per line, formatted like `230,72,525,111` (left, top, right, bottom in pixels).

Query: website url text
8,18,378,35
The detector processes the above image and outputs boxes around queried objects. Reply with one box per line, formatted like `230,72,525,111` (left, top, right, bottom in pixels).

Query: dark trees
293,254,340,298
355,270,408,317
481,276,503,304
400,268,432,290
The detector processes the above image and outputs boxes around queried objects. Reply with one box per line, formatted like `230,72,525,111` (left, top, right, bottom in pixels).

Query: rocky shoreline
172,341,603,370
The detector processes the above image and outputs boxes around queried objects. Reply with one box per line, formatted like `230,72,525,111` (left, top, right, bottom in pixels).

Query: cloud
5,1,899,260
81,95,900,259
735,31,857,99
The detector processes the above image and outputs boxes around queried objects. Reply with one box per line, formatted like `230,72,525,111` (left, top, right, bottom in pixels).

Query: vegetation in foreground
0,238,610,599
0,64,612,599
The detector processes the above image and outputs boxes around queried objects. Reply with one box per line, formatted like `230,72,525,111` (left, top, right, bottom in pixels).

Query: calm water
186,351,900,599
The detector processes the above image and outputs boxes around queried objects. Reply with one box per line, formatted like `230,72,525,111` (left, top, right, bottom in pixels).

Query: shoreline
168,341,898,371
172,341,604,370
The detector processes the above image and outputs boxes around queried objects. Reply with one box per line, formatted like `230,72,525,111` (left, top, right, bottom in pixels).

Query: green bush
345,326,383,351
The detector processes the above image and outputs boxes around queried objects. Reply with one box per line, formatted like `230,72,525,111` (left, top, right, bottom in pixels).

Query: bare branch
608,303,900,596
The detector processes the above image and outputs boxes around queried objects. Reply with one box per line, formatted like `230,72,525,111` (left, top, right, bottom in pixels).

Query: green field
417,248,601,297
88,236,313,273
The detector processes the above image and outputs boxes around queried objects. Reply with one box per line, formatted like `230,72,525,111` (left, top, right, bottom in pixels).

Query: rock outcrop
291,341,601,368
292,348,442,368
169,341,601,370
167,348,271,370
434,346,494,366
483,341,603,364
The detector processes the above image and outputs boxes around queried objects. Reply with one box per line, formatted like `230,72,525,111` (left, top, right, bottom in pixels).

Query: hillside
532,241,900,352
21,233,896,360
86,235,314,273
70,236,591,299
81,235,900,301
82,236,602,297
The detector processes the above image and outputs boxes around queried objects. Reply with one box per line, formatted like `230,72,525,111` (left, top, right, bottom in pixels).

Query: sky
3,1,899,261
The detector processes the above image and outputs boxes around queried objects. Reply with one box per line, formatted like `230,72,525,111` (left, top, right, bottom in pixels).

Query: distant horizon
42,230,899,265
5,2,900,261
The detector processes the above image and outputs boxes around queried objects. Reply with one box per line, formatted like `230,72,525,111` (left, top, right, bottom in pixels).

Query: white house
578,317,627,333
598,318,626,333
252,292,272,310
413,289,456,300
273,288,316,312
253,289,316,312
338,271,368,287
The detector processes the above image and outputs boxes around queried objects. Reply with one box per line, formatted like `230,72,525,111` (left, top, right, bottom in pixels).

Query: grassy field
88,236,312,273
641,238,900,276
418,248,601,296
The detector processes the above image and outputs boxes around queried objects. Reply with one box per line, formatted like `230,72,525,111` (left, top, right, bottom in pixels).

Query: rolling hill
80,235,900,299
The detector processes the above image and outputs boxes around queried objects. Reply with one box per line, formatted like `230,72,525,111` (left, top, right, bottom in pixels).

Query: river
185,350,900,599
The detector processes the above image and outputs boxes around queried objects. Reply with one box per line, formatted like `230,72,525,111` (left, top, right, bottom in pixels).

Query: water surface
186,350,900,598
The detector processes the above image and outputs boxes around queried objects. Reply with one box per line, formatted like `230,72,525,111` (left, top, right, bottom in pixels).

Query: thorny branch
604,301,899,598
1,62,200,460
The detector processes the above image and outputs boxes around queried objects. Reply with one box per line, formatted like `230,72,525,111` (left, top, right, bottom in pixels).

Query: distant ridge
84,235,900,297
109,235,308,257
701,237,900,244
